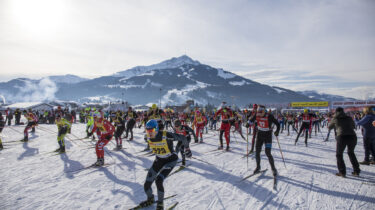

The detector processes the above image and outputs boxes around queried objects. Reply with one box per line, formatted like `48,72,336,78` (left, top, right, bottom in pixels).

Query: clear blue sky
0,0,374,99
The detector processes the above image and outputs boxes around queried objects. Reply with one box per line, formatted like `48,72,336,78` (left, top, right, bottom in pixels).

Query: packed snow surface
1,121,374,209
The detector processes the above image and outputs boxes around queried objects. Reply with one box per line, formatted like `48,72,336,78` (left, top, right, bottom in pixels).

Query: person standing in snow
137,119,191,210
245,104,258,155
22,109,38,142
215,102,233,151
124,106,138,140
295,109,312,146
355,106,375,165
55,115,71,153
248,105,280,176
0,113,4,149
193,110,207,143
329,107,361,177
173,119,197,166
88,113,115,166
111,111,125,150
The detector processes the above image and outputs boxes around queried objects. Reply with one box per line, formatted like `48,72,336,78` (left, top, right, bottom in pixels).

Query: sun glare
9,0,67,39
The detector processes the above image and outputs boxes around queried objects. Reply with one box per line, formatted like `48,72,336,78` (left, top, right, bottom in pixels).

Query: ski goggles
146,128,157,133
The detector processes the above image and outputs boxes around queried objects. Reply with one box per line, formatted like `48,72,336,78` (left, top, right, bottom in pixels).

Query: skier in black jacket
329,107,360,177
248,105,280,176
137,119,191,210
173,119,197,166
124,107,138,140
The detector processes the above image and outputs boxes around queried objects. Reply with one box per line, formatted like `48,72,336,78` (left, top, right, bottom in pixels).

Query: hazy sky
0,0,374,99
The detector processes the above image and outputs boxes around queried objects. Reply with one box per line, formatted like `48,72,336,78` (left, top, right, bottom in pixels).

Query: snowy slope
1,121,375,209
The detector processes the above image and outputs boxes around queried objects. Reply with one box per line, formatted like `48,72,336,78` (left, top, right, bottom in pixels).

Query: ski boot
199,137,203,143
335,172,346,178
129,135,133,141
0,143,3,150
226,146,230,151
59,147,66,153
94,158,104,167
22,136,29,142
218,145,223,150
156,201,164,210
272,169,278,177
253,167,260,174
181,158,186,166
139,196,155,208
351,171,360,177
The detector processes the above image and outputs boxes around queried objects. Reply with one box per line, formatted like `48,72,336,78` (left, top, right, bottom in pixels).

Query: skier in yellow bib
137,119,192,210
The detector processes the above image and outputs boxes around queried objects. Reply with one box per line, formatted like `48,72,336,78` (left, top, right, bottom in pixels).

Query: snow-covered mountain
48,74,89,84
298,90,357,102
53,55,313,105
0,55,320,105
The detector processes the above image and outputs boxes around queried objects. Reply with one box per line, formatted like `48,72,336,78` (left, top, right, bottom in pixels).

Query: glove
184,148,192,158
274,131,279,137
88,132,93,137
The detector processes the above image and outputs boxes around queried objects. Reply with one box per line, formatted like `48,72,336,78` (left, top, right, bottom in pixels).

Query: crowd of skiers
0,103,374,209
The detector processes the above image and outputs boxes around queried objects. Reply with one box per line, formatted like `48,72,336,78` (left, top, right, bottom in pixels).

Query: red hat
253,104,258,109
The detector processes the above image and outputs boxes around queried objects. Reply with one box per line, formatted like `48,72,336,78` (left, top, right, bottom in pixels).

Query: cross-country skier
111,112,125,150
193,110,207,143
245,104,258,155
173,119,197,166
215,102,233,151
88,113,115,166
248,105,280,176
22,109,38,142
355,106,375,165
295,109,312,146
55,115,71,153
124,106,138,140
0,113,4,149
137,119,191,210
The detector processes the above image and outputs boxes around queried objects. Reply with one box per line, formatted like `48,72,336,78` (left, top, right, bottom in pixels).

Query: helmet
196,110,201,115
146,119,159,132
152,104,157,109
304,109,308,113
174,119,181,127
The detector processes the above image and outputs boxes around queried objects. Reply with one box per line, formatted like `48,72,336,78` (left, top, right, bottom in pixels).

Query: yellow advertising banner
291,101,329,107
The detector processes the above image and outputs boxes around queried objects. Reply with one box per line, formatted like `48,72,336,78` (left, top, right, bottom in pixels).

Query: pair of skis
128,194,179,210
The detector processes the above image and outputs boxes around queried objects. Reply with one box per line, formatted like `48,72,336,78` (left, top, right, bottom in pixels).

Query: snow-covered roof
5,102,53,109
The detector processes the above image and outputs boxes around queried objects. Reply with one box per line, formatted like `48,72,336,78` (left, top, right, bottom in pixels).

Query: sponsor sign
291,101,329,107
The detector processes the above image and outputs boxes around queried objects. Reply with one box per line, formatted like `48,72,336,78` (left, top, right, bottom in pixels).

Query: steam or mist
0,95,6,104
10,78,58,102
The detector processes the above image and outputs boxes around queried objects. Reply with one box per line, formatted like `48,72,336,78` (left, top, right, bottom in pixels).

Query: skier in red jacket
215,102,233,151
88,113,115,166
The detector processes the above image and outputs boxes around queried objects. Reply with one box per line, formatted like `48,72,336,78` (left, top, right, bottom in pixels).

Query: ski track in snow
1,122,375,210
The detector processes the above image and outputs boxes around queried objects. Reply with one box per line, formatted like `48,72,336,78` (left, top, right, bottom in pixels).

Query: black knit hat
335,107,344,113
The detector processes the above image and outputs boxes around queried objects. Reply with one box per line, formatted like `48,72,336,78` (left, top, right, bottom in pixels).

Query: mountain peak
113,55,200,78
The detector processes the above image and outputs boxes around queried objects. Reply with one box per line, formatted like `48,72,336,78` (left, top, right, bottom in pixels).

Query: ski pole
246,127,249,170
275,136,287,169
